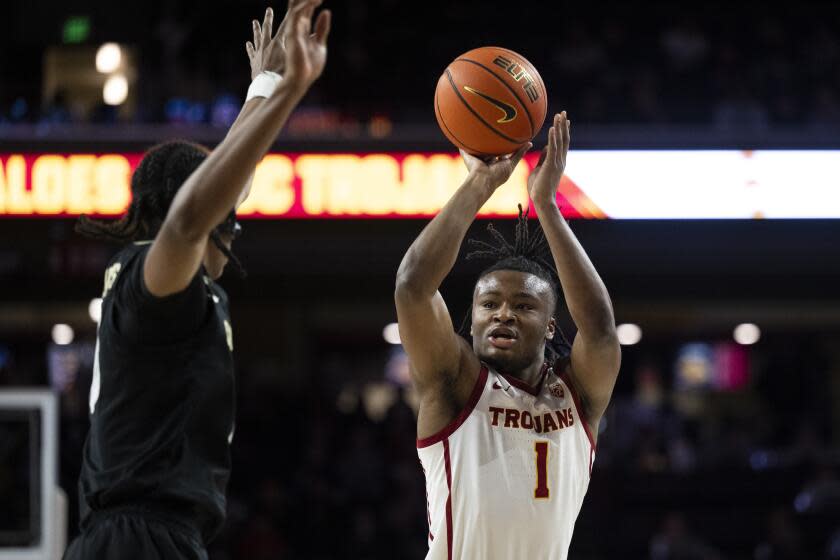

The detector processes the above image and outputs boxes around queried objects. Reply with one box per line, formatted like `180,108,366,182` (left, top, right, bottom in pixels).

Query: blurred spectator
713,80,770,131
660,22,710,70
753,508,802,560
827,527,840,560
211,94,241,128
794,465,840,515
649,512,722,560
41,90,73,125
4,3,840,127
809,87,840,127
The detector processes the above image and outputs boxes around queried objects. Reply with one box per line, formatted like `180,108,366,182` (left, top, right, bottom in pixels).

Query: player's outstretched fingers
313,9,331,44
301,0,323,25
547,124,557,156
252,20,262,50
511,142,532,167
261,8,274,47
275,0,301,41
560,112,571,164
287,0,318,36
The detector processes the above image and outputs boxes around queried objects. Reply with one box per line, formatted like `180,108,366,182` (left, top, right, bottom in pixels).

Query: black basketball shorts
63,507,207,560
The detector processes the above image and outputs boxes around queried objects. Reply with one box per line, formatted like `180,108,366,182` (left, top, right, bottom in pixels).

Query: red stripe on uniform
421,462,434,542
558,370,596,451
444,438,453,560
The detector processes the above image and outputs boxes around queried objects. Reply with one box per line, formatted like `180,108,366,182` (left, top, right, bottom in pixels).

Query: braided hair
76,140,209,242
461,205,572,364
75,140,247,277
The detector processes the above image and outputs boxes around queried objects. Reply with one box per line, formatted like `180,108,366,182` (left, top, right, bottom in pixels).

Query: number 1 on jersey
534,440,549,499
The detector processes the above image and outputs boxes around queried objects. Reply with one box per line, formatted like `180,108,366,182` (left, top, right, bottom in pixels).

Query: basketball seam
445,69,524,146
456,58,535,136
436,90,484,155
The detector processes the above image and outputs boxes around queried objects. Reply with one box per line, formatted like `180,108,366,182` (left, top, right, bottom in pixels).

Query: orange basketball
434,46,547,157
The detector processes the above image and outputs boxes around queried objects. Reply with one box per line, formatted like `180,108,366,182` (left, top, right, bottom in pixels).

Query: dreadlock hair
75,140,210,243
461,204,572,365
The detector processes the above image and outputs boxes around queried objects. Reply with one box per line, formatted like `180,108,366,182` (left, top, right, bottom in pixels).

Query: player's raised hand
460,143,532,190
283,0,331,90
246,5,285,79
527,112,571,206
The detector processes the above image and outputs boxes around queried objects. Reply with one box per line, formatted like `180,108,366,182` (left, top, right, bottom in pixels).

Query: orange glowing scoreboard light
0,152,604,220
3,150,839,219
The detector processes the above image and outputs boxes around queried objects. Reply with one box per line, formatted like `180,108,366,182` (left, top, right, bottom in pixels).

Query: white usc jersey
417,364,595,560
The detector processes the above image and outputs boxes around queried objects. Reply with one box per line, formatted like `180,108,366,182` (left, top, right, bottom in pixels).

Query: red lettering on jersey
504,409,520,428
556,409,569,428
489,407,575,433
489,406,505,426
520,411,533,430
542,411,558,433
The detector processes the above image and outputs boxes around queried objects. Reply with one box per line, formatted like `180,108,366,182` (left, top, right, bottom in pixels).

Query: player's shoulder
109,240,152,268
97,241,152,300
552,357,597,427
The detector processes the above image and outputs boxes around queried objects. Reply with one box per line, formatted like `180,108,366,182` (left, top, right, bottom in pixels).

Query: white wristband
246,71,282,101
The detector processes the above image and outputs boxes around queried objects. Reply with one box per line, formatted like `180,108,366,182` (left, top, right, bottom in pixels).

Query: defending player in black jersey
63,2,331,559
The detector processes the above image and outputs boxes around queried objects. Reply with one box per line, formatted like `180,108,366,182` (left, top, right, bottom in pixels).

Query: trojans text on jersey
488,406,575,434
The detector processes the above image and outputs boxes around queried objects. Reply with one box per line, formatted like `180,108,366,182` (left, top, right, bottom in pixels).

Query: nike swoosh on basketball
463,86,517,123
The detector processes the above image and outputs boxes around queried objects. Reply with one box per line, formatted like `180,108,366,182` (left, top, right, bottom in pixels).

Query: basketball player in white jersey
395,112,620,559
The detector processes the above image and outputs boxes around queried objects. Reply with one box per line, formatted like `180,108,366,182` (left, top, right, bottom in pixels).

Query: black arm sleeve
112,246,209,345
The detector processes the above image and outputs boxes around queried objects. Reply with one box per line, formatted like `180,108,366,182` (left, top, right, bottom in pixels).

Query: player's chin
209,258,228,279
477,347,526,372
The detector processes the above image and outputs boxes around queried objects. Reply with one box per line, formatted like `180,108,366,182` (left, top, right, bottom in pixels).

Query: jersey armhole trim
558,369,596,452
416,365,488,449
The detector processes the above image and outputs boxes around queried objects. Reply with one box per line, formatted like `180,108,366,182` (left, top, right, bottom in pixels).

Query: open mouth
488,327,517,349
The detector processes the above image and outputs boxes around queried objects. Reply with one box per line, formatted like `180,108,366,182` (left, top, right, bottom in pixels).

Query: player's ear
546,317,556,340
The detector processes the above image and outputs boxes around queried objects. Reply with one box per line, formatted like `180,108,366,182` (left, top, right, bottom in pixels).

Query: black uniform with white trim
64,242,235,560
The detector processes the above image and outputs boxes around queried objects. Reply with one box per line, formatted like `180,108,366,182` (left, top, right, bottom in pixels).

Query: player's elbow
583,324,621,357
394,263,433,302
394,273,420,303
588,317,619,344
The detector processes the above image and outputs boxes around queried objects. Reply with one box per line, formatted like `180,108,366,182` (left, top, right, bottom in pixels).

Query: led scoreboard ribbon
1,151,838,219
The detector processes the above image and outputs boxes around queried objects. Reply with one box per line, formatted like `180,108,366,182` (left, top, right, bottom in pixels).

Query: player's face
203,234,233,279
471,270,556,373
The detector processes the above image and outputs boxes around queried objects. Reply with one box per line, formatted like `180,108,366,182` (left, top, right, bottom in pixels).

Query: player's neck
501,360,546,389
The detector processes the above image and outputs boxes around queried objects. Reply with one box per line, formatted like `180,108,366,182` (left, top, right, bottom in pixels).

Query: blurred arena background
2,1,840,558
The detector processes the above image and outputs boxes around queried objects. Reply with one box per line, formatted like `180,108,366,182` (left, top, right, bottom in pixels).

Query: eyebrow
514,292,540,300
478,290,502,297
477,290,540,300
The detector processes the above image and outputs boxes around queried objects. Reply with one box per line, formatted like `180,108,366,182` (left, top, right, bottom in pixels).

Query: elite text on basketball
492,56,541,103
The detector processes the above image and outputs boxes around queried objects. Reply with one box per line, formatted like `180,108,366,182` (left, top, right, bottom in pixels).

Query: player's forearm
228,97,264,138
534,198,617,339
166,81,306,240
227,97,266,208
225,98,264,208
396,172,494,297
